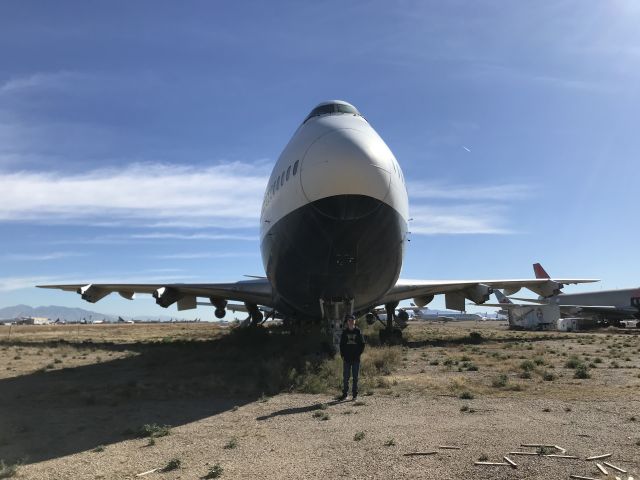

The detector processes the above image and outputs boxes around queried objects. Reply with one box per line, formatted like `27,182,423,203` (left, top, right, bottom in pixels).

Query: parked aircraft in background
408,304,488,322
37,102,597,346
508,263,640,326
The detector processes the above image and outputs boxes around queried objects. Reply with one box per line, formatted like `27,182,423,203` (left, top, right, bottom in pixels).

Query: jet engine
153,287,181,308
412,295,434,308
210,297,228,318
365,312,376,325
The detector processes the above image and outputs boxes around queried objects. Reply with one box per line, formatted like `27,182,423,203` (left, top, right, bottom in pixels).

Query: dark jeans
342,360,360,396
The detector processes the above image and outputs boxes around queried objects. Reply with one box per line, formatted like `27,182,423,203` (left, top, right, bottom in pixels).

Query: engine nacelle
413,295,434,308
214,308,226,319
365,312,375,325
528,281,562,298
153,287,181,308
465,284,493,304
77,284,110,303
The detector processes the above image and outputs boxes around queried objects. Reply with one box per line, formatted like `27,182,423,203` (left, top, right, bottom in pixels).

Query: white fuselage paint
260,110,409,238
258,102,409,313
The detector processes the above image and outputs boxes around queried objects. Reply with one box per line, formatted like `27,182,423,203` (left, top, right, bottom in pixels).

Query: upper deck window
303,101,360,123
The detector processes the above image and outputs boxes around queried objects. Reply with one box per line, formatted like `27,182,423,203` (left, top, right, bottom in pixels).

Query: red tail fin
533,263,550,279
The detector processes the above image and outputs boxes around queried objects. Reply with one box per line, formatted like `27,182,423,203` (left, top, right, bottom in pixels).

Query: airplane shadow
0,327,330,464
256,399,346,421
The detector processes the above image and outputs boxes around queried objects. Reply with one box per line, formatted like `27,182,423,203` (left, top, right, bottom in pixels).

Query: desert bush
162,458,181,472
492,374,508,388
202,464,223,479
565,356,584,369
520,360,535,372
354,431,365,441
138,423,171,438
0,460,18,478
574,364,590,379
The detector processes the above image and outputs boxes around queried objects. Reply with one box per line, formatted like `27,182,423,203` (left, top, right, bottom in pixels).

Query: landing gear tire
379,328,403,345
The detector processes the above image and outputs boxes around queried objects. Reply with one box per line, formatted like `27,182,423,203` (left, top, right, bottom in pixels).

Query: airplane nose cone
300,128,392,213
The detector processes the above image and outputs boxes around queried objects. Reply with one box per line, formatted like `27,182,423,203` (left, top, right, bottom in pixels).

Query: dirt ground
1,321,638,479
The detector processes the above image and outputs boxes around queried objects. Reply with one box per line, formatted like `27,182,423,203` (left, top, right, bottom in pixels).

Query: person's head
345,314,356,330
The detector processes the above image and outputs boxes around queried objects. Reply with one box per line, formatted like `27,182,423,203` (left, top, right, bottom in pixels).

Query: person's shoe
338,393,348,401
352,393,358,401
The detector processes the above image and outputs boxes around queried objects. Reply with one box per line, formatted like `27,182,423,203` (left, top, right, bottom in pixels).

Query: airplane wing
37,279,274,311
378,277,598,311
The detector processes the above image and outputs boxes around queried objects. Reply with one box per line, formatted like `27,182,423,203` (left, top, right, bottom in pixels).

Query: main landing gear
376,302,407,345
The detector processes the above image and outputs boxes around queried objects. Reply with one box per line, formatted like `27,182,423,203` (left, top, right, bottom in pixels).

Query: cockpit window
303,102,360,123
335,104,358,115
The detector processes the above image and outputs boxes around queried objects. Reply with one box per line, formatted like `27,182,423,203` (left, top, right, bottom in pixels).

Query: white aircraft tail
494,290,514,304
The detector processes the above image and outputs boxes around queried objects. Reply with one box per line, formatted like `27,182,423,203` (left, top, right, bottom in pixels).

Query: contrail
463,146,471,152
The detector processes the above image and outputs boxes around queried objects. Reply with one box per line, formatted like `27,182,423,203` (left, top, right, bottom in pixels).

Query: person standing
339,314,365,400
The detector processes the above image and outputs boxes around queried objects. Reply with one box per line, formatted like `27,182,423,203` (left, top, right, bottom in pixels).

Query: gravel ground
1,323,638,479
8,393,640,479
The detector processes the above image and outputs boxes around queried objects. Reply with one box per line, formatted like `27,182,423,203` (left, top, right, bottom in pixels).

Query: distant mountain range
0,304,192,322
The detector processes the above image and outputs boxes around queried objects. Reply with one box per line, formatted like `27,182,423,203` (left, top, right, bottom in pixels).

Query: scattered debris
438,445,461,450
569,475,599,480
403,451,437,456
503,456,517,468
135,468,160,477
474,461,511,466
596,463,608,475
603,462,627,474
545,454,579,459
555,445,567,454
509,451,540,456
586,453,612,461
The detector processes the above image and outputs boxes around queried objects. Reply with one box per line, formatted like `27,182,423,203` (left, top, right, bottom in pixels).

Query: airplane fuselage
259,101,409,318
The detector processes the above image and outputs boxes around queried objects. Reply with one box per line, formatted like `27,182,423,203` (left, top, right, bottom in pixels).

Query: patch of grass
492,374,508,388
459,391,474,400
138,423,171,438
202,463,223,479
574,364,590,379
223,438,237,449
354,431,365,441
0,459,18,478
520,360,535,371
519,371,532,379
460,404,469,412
537,446,555,455
162,458,181,472
312,411,330,421
478,453,488,461
565,356,584,369
384,438,396,446
92,445,105,453
542,371,556,381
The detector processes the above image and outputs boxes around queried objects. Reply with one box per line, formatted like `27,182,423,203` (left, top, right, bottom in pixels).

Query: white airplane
38,101,597,346
506,263,640,326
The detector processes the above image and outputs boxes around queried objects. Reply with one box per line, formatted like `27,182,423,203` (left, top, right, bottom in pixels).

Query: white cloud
408,181,532,201
1,252,87,261
155,252,255,259
0,71,85,95
409,204,513,235
132,232,257,241
0,162,269,227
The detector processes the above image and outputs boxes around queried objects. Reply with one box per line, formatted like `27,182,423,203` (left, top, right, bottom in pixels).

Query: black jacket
340,327,365,362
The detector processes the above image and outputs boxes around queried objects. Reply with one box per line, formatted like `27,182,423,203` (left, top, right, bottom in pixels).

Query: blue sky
1,1,639,318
